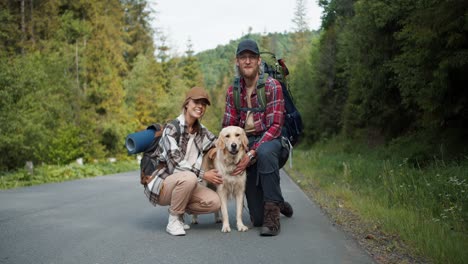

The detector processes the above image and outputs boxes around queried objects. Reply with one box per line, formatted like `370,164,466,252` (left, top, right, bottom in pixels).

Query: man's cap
185,86,211,105
236,39,259,56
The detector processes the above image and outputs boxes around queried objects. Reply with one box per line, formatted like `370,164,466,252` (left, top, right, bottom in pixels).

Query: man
222,39,293,236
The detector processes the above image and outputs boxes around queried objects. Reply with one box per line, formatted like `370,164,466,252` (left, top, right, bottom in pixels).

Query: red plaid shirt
222,76,285,150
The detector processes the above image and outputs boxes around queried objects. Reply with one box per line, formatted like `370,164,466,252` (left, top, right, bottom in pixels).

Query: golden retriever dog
193,126,249,233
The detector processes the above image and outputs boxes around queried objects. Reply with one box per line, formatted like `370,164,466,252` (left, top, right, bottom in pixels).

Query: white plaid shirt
144,114,216,205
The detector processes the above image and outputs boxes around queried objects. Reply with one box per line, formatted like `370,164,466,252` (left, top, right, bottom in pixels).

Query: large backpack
233,51,303,147
125,119,180,181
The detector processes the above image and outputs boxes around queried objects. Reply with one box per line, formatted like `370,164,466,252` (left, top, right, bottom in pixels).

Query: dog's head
216,126,248,155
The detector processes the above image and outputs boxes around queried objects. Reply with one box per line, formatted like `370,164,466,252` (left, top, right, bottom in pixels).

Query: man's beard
239,66,259,79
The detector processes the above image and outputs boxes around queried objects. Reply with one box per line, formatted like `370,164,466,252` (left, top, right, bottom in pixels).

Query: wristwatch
246,151,254,160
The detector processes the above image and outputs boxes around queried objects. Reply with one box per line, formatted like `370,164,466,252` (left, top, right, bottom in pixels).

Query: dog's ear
216,135,226,150
240,131,248,151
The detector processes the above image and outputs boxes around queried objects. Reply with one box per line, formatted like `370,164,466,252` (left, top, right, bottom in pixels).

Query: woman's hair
182,98,189,109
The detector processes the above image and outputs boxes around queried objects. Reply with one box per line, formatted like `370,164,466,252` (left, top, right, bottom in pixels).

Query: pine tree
182,38,202,88
291,0,310,52
122,0,155,68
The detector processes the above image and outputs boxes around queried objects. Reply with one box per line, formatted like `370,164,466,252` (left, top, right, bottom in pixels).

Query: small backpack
125,120,180,181
233,51,303,147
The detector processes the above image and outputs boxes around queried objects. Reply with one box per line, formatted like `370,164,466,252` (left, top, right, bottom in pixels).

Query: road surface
0,170,374,264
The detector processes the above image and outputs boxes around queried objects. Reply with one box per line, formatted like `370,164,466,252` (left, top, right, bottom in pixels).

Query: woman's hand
203,169,223,185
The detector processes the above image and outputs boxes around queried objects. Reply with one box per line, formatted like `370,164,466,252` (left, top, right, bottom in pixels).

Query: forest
1,0,466,171
1,0,467,262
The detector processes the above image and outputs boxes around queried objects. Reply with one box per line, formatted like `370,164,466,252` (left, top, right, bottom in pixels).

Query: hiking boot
166,214,186,236
279,201,293,217
260,202,280,236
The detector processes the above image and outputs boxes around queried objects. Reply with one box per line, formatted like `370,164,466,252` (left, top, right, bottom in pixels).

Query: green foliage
124,53,167,129
40,124,85,165
302,0,467,162
392,0,468,130
122,0,155,67
0,0,158,171
286,140,468,264
339,0,408,139
306,27,348,141
181,40,203,88
0,159,139,189
0,51,77,170
0,3,21,54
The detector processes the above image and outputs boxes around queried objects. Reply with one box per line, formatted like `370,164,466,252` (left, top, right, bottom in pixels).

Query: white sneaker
166,214,186,236
179,214,190,230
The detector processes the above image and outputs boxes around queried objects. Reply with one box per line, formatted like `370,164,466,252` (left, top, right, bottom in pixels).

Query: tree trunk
21,0,25,54
30,0,35,45
76,42,80,88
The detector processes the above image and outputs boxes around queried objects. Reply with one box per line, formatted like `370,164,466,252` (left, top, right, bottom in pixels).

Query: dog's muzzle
228,143,239,155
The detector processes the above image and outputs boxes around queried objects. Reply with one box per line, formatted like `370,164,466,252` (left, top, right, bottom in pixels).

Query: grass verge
285,139,467,264
0,159,139,189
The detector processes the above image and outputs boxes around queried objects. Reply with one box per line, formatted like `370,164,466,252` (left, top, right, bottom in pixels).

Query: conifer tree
122,0,155,68
182,38,202,88
291,0,310,52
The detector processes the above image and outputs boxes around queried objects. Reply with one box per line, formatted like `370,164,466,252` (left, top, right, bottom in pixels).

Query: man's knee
255,140,281,167
255,146,270,161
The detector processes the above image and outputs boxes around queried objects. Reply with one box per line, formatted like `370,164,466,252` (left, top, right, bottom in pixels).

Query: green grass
0,159,139,189
286,138,468,264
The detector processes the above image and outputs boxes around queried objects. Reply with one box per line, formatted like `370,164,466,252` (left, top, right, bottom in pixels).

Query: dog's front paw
237,223,248,232
221,225,231,233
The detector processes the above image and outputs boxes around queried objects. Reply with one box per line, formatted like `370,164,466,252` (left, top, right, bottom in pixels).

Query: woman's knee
211,194,221,211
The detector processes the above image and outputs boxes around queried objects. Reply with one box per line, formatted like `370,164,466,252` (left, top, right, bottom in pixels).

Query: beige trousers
157,171,220,216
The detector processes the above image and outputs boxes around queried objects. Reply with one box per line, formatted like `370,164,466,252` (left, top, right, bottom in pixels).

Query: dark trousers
246,136,285,227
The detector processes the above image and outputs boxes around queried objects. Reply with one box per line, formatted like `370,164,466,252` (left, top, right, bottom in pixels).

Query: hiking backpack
233,51,303,147
125,120,180,179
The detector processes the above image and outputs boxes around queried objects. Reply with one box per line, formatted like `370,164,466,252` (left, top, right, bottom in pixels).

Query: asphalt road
0,170,374,264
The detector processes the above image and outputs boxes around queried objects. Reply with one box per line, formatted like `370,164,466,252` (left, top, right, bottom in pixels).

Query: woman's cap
185,86,211,105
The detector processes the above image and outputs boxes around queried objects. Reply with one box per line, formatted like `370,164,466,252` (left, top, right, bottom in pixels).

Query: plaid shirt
144,114,216,205
222,76,285,150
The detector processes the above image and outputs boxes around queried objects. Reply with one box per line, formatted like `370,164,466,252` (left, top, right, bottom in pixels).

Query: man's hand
232,153,251,175
203,169,223,185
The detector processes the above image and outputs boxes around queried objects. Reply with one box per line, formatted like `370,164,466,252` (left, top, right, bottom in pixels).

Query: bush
0,159,138,189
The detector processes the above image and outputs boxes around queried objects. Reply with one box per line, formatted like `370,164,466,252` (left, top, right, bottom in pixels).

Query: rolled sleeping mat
125,129,155,154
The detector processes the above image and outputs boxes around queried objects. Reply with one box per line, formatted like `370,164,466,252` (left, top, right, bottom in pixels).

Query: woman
144,86,222,236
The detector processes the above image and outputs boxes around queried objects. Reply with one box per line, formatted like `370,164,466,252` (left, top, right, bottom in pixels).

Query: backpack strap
233,77,241,110
232,73,267,113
